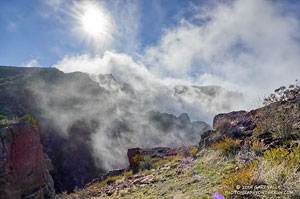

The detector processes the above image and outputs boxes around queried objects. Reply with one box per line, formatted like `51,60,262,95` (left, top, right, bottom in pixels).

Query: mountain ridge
0,66,229,194
63,93,300,198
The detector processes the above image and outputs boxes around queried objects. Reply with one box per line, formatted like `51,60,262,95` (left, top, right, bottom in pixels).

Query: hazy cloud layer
49,50,244,170
38,0,300,170
54,51,244,122
54,0,300,105
145,0,300,98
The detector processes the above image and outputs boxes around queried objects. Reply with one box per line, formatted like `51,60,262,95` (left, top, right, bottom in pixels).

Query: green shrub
194,164,206,174
251,141,265,155
139,155,153,170
222,165,255,197
150,157,169,169
188,147,198,158
20,114,38,130
252,148,300,196
133,152,144,166
0,115,6,120
263,80,300,105
104,176,121,185
263,147,300,167
212,137,241,157
124,170,133,179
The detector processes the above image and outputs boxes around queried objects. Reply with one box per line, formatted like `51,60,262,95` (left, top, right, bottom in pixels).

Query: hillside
1,66,239,194
1,66,300,198
62,90,300,199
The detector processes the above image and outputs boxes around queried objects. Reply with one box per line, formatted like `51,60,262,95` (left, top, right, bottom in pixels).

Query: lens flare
71,1,115,46
80,4,107,37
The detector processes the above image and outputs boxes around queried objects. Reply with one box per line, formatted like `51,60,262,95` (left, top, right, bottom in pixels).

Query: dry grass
222,165,255,197
124,170,133,179
211,137,241,157
188,147,198,158
251,141,265,155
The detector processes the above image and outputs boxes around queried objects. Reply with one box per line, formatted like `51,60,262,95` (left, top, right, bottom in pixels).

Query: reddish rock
199,110,258,148
212,110,257,137
0,122,55,199
213,110,247,129
127,146,192,168
127,148,141,168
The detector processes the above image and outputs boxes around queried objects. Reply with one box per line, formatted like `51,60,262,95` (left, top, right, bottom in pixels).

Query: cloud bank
52,0,300,104
36,0,300,171
145,0,300,97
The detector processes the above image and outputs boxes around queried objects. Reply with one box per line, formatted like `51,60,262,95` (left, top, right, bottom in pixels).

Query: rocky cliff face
0,123,55,199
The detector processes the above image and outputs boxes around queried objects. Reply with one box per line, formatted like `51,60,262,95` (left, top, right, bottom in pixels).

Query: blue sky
1,0,300,102
0,0,207,67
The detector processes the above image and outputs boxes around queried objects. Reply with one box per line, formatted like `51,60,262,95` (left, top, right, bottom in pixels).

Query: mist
28,61,244,171
25,0,300,172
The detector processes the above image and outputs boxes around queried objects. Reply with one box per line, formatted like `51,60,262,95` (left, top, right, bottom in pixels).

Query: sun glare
81,5,103,36
77,2,114,42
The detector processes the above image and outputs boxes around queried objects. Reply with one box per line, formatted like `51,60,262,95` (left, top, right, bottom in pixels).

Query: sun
80,4,105,36
70,1,115,46
74,1,114,43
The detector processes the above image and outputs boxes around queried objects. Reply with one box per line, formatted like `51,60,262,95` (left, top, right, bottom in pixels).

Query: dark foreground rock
0,123,55,199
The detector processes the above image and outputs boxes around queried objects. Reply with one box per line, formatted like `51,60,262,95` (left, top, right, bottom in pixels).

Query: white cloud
108,0,141,54
42,0,300,172
54,0,300,113
24,59,41,68
45,0,64,10
49,50,244,170
144,0,300,99
54,50,244,122
54,51,157,91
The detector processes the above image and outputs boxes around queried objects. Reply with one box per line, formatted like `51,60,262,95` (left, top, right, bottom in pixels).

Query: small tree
263,80,300,106
259,80,300,138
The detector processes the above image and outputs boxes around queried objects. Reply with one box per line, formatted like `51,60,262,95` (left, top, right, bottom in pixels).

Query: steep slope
0,66,218,193
0,66,105,192
64,95,300,199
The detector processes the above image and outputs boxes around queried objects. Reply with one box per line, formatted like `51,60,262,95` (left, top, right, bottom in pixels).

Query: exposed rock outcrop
0,123,55,199
127,146,193,168
213,110,257,137
83,145,195,193
199,110,258,148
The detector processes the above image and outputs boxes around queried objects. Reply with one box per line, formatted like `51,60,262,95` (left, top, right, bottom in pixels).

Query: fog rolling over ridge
2,0,300,196
0,65,244,192
28,63,244,171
